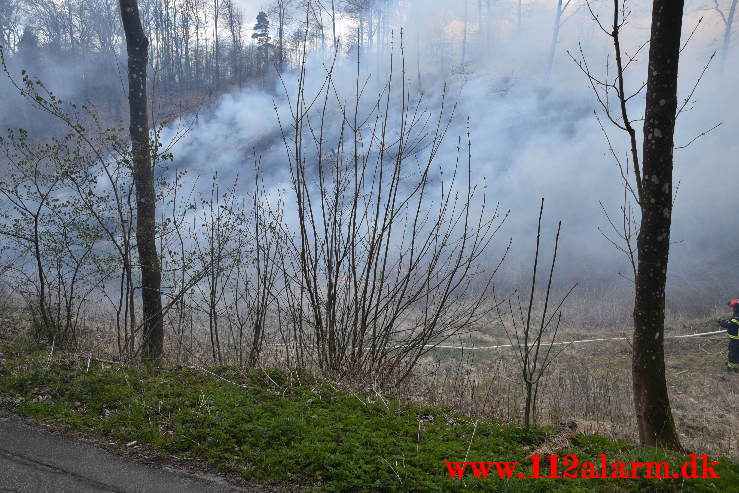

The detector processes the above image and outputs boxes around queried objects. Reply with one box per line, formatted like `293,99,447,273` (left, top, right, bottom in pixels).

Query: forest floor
407,317,738,460
0,340,738,492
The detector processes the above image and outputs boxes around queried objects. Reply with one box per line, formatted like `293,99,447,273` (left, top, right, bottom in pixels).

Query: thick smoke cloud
161,1,739,319
2,1,733,321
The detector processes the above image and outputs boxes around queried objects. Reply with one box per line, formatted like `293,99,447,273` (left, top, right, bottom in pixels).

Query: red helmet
729,299,739,310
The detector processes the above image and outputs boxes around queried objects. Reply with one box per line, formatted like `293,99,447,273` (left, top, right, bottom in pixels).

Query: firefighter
718,299,739,373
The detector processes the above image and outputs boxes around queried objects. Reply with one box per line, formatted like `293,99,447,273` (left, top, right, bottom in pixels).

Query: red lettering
445,462,467,478
494,461,518,479
681,454,699,479
700,455,720,479
611,462,629,479
646,462,670,478
629,462,645,479
580,461,598,479
442,454,719,480
546,454,560,479
562,454,579,478
467,462,493,479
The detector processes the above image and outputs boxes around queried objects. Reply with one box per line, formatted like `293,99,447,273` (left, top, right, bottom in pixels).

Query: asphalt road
0,411,258,492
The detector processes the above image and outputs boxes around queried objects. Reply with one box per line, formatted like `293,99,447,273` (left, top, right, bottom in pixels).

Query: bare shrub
494,199,576,427
274,40,509,385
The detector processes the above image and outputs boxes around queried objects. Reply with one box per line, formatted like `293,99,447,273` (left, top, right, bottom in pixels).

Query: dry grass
2,297,735,460
399,315,737,460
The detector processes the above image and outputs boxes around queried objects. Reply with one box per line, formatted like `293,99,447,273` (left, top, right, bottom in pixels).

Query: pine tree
252,11,271,46
252,10,271,68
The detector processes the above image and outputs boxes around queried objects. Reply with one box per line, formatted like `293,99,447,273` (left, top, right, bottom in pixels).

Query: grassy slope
0,348,736,492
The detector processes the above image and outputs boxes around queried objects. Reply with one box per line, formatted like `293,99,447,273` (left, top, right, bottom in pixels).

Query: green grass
0,351,736,492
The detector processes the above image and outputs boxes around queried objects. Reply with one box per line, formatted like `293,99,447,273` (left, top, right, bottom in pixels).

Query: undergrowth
0,348,736,492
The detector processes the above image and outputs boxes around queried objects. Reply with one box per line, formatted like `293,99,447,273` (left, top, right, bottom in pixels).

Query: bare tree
212,0,221,90
632,0,685,450
713,0,738,71
546,0,581,76
222,0,244,84
518,0,523,32
276,38,509,385
120,0,165,362
496,199,576,427
571,0,687,450
191,176,239,364
273,0,291,71
0,0,23,54
462,0,469,68
0,131,63,341
2,0,310,105
0,124,124,348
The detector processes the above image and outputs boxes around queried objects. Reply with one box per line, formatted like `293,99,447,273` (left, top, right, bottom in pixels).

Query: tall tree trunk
461,0,469,67
213,0,220,91
546,0,563,76
485,0,492,52
632,0,684,450
518,0,522,32
119,0,164,362
278,1,285,72
720,0,738,72
367,2,374,52
331,0,337,50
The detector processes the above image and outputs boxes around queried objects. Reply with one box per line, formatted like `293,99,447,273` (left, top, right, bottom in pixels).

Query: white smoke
103,1,739,317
